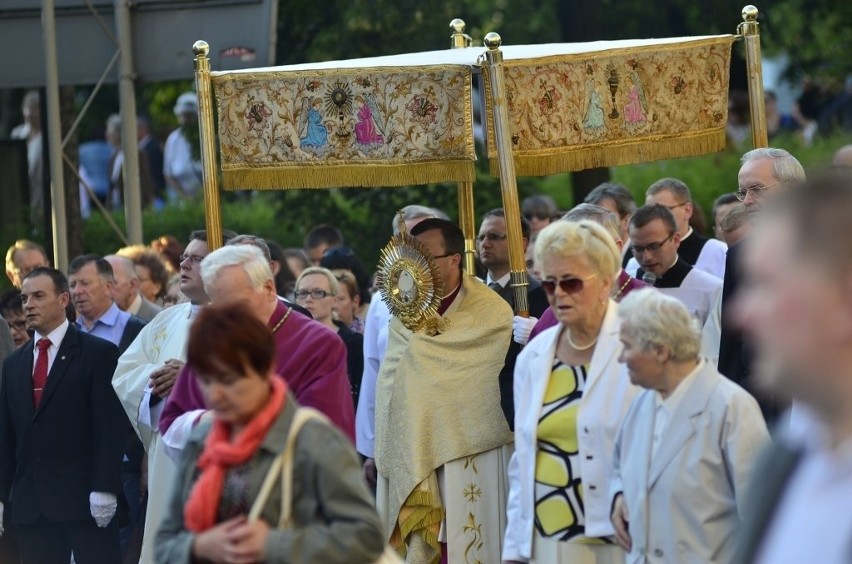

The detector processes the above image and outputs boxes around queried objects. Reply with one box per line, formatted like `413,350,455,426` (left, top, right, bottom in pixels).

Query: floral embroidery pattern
212,65,473,186
481,37,734,171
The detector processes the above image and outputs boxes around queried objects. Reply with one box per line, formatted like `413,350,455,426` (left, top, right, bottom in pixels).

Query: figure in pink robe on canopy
355,103,384,145
624,85,647,124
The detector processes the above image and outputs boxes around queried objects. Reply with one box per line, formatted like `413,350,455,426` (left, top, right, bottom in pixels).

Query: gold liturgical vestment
375,276,514,563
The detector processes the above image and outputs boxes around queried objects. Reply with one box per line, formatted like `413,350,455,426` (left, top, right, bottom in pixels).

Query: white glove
513,315,538,346
89,491,118,528
0,500,5,537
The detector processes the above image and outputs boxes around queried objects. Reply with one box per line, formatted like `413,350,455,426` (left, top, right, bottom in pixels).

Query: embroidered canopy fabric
207,35,734,189
481,35,735,175
212,63,475,190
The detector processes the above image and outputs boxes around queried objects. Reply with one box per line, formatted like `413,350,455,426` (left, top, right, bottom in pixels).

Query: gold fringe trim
221,160,475,191
390,479,444,563
489,128,726,176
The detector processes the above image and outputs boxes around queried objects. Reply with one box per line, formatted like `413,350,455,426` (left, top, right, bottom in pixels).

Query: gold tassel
489,129,726,176
221,161,475,191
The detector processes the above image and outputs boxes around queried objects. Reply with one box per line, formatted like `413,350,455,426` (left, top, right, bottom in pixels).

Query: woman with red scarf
156,304,384,563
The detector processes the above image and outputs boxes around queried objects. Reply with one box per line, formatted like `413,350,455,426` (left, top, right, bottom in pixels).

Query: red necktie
33,337,51,408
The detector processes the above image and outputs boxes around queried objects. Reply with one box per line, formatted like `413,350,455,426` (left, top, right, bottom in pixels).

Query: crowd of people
1,142,852,564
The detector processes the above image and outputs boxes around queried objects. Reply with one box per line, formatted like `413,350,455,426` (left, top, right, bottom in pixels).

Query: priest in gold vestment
375,218,515,564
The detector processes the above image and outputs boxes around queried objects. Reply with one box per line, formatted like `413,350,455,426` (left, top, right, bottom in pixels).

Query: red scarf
184,377,287,532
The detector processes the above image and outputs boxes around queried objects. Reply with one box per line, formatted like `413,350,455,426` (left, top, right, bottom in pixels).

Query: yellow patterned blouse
534,360,599,543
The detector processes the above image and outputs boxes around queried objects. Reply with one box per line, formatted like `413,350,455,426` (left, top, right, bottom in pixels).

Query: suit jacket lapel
13,341,36,420
648,362,716,487
584,301,619,397
35,325,79,417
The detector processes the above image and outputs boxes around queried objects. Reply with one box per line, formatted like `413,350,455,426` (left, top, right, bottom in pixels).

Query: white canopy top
213,35,732,75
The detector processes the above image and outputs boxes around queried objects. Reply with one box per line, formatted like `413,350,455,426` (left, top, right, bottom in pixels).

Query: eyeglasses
476,232,508,243
294,289,334,300
6,319,27,331
433,252,459,260
541,274,597,296
735,181,782,202
322,246,355,259
663,202,688,210
179,254,205,265
631,234,674,255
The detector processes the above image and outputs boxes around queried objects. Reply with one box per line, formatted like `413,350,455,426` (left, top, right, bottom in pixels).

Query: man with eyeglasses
632,178,728,280
478,208,549,345
628,204,722,326
0,290,29,351
714,148,805,423
374,218,514,564
111,228,236,564
5,239,49,289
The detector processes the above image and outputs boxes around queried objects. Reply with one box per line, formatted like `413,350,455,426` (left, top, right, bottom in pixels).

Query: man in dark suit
0,267,126,563
732,169,852,564
717,148,805,423
477,209,548,428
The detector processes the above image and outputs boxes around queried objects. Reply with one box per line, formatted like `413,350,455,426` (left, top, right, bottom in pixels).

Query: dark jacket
0,324,126,524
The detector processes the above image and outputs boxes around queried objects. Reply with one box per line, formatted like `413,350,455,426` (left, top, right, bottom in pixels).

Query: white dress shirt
356,298,392,458
32,319,70,375
755,407,852,564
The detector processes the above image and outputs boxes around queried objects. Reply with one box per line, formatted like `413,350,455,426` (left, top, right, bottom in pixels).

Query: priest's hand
611,492,632,552
363,457,377,490
150,359,184,398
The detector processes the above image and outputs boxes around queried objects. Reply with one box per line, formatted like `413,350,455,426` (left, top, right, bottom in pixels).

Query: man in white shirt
733,169,852,564
627,177,727,279
628,204,722,326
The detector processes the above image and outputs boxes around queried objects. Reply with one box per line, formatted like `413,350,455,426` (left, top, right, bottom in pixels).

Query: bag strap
247,407,330,527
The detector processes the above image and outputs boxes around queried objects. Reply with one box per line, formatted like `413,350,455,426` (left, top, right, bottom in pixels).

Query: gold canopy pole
483,32,529,317
738,5,768,148
450,18,477,276
193,40,224,251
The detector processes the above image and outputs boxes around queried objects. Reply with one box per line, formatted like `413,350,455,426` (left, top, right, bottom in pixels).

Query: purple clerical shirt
527,270,649,343
159,300,355,441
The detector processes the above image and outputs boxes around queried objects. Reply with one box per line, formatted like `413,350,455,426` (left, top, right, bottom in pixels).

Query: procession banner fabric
211,65,475,190
481,35,735,176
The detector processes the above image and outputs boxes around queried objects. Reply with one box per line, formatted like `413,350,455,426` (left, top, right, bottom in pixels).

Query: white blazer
610,361,769,564
502,300,639,561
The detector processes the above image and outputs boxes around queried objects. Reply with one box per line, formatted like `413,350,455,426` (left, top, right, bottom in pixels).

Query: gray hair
201,245,272,293
562,203,622,244
392,205,448,234
584,182,637,217
618,289,701,361
741,147,806,183
104,254,139,281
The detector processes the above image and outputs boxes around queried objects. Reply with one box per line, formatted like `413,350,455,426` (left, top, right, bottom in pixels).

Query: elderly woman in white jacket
610,289,768,563
503,220,638,564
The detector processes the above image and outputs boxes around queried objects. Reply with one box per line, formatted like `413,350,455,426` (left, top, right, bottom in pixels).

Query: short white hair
741,147,806,183
201,245,272,293
534,219,620,281
618,289,700,361
104,254,138,281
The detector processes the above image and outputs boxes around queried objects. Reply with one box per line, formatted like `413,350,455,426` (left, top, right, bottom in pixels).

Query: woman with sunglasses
503,220,639,564
294,267,364,410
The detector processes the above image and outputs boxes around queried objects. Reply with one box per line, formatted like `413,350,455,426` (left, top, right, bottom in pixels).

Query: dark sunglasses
541,275,595,295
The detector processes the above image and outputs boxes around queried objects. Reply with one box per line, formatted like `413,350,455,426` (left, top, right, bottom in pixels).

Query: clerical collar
637,256,691,288
681,227,694,241
437,283,462,316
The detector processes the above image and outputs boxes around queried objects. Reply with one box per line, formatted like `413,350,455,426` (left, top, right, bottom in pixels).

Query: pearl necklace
566,330,598,351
